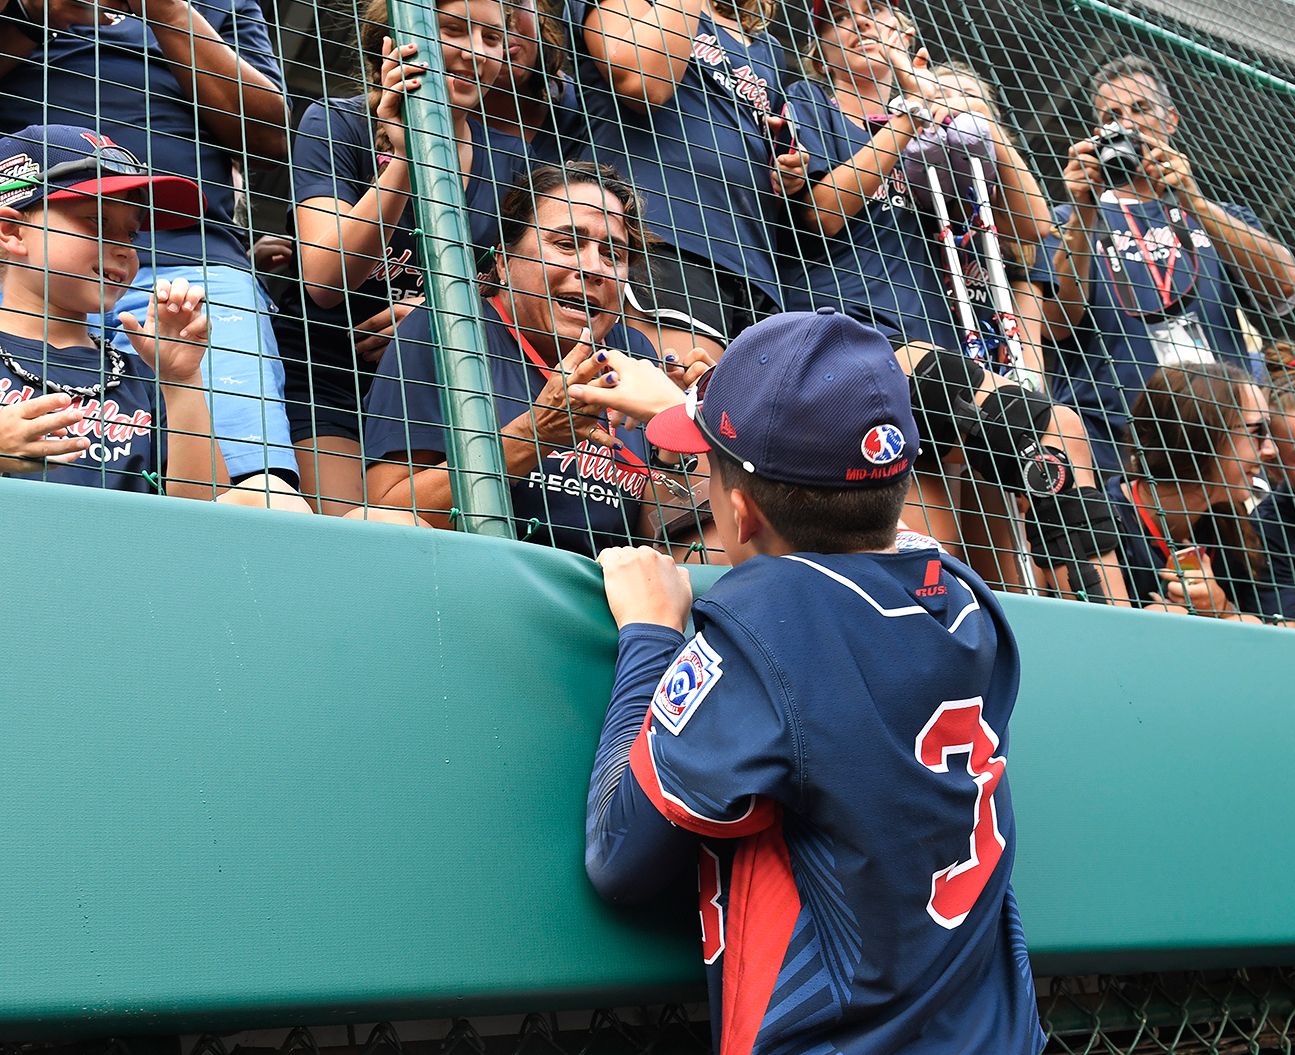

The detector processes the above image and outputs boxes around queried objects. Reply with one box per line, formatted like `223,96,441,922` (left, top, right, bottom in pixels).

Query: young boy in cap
0,124,226,497
581,309,1045,1054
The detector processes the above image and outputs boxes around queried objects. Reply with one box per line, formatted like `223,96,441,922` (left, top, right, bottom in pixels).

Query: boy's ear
729,486,769,547
0,206,29,258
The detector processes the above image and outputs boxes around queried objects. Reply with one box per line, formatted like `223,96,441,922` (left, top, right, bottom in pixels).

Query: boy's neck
0,284,91,347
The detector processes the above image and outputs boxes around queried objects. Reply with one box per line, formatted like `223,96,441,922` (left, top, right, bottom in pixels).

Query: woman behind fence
1103,363,1293,623
276,0,528,516
570,0,803,360
363,163,705,554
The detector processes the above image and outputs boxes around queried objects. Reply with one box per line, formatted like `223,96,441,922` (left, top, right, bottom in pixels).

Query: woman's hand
528,330,621,449
568,344,688,428
1153,550,1233,617
354,295,424,363
375,36,426,159
119,277,209,385
893,45,936,103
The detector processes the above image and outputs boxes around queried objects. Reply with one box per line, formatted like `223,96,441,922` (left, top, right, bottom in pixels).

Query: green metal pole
388,0,514,539
1070,0,1295,98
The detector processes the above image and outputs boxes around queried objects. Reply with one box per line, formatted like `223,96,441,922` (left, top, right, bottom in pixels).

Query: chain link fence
3,969,1292,1054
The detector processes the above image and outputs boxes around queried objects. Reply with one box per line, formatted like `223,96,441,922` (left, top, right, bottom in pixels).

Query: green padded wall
0,477,1292,1037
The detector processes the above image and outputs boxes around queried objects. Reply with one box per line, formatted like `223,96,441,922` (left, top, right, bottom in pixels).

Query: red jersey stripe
720,826,801,1055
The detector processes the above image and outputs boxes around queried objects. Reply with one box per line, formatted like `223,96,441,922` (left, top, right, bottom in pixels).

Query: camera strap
1093,193,1200,320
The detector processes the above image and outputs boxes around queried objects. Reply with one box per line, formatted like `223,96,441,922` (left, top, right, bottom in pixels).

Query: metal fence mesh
4,969,1293,1054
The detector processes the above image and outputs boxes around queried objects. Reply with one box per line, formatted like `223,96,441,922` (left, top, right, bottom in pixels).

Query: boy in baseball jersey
585,309,1045,1054
0,124,225,495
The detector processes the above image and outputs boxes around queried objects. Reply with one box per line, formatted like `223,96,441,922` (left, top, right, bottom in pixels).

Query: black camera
1092,122,1144,187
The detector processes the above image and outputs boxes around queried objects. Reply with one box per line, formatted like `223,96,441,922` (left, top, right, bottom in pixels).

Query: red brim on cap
47,174,205,230
646,403,712,455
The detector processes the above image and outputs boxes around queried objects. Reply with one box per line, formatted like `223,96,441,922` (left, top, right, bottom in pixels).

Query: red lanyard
1118,201,1179,309
488,295,654,478
1129,478,1207,568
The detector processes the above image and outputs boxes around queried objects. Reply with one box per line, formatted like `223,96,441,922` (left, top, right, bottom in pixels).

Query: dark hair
1126,363,1265,576
1089,54,1173,116
710,449,908,553
480,162,649,294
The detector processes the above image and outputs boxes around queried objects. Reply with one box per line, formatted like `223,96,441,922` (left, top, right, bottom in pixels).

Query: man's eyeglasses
0,148,146,197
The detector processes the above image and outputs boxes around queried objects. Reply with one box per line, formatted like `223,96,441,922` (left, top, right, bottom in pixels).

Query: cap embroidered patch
652,632,724,736
719,411,737,439
861,422,907,465
0,153,39,208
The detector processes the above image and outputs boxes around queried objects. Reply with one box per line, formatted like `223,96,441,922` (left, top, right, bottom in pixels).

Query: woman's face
497,0,541,93
1271,401,1295,490
817,0,909,87
437,0,507,112
1209,383,1277,505
500,181,632,361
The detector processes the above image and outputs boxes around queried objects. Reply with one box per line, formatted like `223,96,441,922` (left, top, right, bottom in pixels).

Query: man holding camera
1048,53,1295,473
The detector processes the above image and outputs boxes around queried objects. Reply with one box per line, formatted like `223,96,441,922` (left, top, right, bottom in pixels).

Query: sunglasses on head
0,147,146,197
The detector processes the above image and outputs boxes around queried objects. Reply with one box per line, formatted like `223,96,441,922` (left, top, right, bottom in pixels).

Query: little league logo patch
861,423,907,465
0,153,40,209
652,632,724,736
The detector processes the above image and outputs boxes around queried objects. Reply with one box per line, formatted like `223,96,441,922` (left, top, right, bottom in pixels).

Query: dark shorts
627,246,778,345
276,320,373,444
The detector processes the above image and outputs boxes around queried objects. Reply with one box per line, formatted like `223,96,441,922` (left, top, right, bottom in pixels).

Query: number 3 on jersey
915,697,1006,929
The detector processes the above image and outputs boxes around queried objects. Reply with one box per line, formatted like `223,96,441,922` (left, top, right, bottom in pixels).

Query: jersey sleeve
585,623,699,903
292,101,368,207
361,308,448,463
628,605,799,837
213,0,286,87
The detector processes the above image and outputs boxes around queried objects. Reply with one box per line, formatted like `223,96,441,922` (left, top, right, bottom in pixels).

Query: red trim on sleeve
629,711,778,839
719,826,801,1055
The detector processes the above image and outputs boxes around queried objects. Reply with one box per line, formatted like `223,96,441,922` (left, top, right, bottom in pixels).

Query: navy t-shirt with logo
0,0,285,272
781,80,957,350
276,97,529,410
0,331,164,492
1049,195,1269,472
565,0,787,305
363,300,654,556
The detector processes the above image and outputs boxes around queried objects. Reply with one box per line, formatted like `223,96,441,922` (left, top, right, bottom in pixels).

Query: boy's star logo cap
0,124,204,230
646,308,921,488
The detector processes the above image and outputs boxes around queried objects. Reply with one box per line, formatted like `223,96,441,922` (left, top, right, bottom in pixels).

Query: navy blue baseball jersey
0,0,284,272
1257,482,1295,619
0,330,165,492
780,81,957,351
276,98,528,436
1048,195,1271,472
1103,475,1295,620
565,0,787,306
587,548,1045,1055
363,300,655,557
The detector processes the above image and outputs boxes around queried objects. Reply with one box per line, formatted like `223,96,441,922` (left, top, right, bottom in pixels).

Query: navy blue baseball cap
647,308,920,488
0,125,203,229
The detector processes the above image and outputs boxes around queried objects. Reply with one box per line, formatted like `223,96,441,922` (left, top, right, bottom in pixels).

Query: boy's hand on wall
597,545,693,632
120,277,210,386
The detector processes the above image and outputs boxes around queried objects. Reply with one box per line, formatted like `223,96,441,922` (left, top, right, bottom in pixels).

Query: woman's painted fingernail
605,372,619,386
614,439,625,449
664,353,678,362
596,351,607,363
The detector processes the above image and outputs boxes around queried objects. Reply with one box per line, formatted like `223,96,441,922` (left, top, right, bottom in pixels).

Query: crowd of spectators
1,0,1294,626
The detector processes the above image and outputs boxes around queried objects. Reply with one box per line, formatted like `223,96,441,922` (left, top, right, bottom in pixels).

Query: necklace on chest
0,335,126,400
